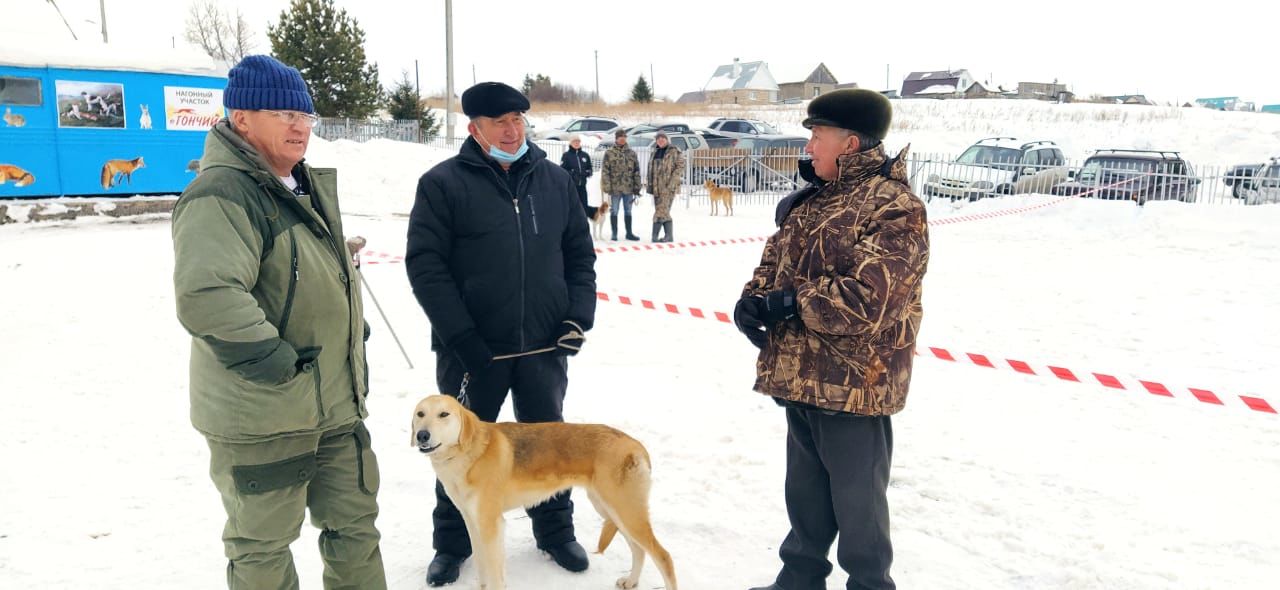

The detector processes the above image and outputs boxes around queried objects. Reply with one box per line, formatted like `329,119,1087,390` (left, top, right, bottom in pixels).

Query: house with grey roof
901,69,974,99
701,58,779,104
775,63,840,102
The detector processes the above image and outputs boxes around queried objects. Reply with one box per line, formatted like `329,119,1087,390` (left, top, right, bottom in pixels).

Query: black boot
624,215,640,241
610,215,618,241
426,552,467,586
661,220,673,243
651,221,661,242
747,585,784,590
541,540,590,572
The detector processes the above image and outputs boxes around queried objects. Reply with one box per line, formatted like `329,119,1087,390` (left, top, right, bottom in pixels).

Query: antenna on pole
46,0,79,41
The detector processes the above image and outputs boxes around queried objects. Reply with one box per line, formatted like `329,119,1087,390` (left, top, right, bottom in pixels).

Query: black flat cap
801,89,893,140
461,82,530,118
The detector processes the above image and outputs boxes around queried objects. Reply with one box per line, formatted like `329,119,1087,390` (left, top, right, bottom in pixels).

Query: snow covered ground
3,110,1280,590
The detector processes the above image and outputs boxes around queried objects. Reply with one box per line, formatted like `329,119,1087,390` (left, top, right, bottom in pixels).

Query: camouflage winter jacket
647,146,686,198
601,144,641,196
742,145,929,416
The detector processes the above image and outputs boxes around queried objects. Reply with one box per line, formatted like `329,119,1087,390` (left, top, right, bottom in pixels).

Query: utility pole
650,63,655,97
885,64,889,91
99,0,108,43
594,50,600,102
415,59,420,100
472,64,476,85
444,0,455,140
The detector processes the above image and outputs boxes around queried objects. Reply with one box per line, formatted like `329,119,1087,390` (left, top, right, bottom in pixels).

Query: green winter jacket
172,120,369,442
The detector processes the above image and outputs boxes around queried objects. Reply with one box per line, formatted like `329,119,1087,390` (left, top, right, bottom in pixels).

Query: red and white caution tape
594,236,767,254
359,250,404,265
594,290,1275,416
929,196,1074,226
916,345,1276,415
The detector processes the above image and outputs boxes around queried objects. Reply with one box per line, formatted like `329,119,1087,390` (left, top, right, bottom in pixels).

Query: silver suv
1239,156,1280,205
922,137,1068,201
534,116,621,141
707,117,781,138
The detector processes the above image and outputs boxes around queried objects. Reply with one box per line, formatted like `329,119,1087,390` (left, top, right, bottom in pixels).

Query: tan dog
588,199,611,240
411,395,677,590
705,179,734,216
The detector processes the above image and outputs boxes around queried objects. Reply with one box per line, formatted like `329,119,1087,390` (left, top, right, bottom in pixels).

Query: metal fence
334,121,1267,207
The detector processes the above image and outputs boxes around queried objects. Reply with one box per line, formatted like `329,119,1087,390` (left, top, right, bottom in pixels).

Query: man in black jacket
560,134,594,216
405,82,598,586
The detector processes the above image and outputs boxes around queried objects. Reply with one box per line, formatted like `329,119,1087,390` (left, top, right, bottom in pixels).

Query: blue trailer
1,47,227,199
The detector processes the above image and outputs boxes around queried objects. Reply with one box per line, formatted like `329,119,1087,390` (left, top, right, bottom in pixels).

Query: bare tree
184,1,255,66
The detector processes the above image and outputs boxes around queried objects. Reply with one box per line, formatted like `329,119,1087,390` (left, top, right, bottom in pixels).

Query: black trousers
774,406,895,590
431,351,576,557
574,183,590,215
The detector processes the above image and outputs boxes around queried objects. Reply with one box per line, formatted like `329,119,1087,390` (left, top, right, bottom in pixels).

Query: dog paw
615,577,639,589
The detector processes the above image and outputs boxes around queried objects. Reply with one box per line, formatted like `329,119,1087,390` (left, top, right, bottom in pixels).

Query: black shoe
625,233,640,241
426,552,467,586
748,585,784,590
541,540,589,572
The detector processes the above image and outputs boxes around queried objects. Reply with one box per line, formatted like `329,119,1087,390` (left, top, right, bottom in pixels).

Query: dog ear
458,405,478,449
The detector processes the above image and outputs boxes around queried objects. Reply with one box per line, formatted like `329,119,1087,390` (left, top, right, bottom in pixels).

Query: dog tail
596,519,620,554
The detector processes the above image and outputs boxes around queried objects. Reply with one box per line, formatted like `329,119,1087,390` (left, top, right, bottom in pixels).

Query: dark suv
1051,149,1200,204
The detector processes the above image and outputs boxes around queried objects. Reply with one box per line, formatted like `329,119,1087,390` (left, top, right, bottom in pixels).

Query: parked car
1050,149,1200,204
593,131,706,153
624,121,693,135
921,137,1068,201
1238,157,1280,205
693,128,739,148
1224,161,1266,198
533,116,621,140
706,117,782,138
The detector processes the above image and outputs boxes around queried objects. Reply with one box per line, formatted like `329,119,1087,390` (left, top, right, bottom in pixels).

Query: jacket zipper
485,165,531,352
278,227,299,336
528,193,540,234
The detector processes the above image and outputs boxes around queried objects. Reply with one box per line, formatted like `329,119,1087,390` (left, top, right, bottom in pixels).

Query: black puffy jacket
406,137,597,356
560,146,593,186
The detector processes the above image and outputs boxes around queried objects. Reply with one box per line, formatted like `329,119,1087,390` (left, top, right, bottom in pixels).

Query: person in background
600,128,642,241
646,131,685,242
560,133,594,216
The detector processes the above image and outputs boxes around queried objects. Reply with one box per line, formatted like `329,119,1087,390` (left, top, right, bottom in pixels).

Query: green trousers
206,420,387,590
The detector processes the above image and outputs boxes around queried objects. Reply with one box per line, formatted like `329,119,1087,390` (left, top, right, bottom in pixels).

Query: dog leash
456,347,558,409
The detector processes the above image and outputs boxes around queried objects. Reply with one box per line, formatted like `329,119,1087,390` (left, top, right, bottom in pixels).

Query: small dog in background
587,199,610,240
705,179,734,216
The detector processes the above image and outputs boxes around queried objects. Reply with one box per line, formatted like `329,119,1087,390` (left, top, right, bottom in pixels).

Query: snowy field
2,167,1279,589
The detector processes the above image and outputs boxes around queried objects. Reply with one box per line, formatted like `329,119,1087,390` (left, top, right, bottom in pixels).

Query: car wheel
996,183,1013,195
1232,184,1243,199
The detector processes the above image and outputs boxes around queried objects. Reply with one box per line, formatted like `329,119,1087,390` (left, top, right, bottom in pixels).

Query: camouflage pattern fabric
742,145,929,416
601,144,641,196
648,147,685,222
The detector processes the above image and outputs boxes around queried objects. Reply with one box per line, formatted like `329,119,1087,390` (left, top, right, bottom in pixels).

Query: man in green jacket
171,55,386,590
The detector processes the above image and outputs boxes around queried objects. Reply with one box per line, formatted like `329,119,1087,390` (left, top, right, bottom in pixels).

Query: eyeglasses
260,109,320,128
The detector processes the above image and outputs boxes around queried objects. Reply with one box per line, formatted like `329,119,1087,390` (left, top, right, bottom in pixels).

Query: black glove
450,330,493,372
553,320,585,356
760,289,797,324
733,296,768,349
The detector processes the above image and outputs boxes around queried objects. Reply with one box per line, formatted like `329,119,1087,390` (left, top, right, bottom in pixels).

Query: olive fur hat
801,89,893,141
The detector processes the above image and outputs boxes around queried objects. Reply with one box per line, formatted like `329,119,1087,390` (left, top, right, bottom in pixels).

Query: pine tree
385,72,440,141
267,0,382,118
630,75,653,104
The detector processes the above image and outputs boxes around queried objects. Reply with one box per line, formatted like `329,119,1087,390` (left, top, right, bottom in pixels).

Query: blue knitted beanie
223,55,315,114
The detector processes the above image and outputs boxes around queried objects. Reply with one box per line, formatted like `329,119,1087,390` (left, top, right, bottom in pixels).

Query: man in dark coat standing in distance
735,89,930,590
405,81,598,587
560,134,594,215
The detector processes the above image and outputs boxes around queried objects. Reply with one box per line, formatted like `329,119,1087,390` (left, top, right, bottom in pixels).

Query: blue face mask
480,130,528,164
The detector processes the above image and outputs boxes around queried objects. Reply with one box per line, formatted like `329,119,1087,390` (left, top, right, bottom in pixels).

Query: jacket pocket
230,346,323,436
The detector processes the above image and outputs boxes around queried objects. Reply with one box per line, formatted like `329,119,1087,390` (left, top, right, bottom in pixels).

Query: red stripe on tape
714,311,731,323
1188,388,1223,405
1093,373,1125,390
1007,360,1036,375
1049,366,1079,382
619,296,632,305
664,303,679,314
690,308,705,319
967,353,994,368
930,347,955,361
641,300,655,310
1140,381,1174,397
1240,396,1276,414
597,292,609,301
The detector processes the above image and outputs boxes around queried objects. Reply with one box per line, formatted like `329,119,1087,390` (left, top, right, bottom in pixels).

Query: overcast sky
15,0,1280,106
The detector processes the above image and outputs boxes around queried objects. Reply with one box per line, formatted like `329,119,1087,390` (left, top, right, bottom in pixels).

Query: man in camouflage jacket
735,89,929,590
646,131,686,242
600,129,642,240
